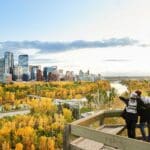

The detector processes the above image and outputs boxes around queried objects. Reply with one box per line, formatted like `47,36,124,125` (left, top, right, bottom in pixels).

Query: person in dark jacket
119,92,144,139
135,90,150,141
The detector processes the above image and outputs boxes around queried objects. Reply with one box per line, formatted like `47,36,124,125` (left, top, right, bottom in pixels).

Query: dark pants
140,118,150,141
140,122,146,140
126,119,136,138
148,121,150,141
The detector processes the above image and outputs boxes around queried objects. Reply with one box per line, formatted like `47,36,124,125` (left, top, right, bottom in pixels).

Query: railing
63,109,150,150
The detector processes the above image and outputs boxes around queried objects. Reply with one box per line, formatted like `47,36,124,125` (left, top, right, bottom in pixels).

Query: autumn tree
15,143,23,150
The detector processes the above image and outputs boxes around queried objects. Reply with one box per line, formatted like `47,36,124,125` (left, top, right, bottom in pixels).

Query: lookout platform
63,109,150,150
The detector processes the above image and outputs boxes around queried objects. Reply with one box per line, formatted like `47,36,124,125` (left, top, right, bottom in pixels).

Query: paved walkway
0,110,30,118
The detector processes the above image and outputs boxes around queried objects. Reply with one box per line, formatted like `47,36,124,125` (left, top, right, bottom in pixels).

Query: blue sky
1,0,150,75
0,0,129,41
0,0,97,41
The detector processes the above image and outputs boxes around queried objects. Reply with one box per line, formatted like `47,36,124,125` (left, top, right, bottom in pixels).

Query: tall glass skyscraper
4,52,14,74
0,58,4,75
18,55,29,81
18,55,29,67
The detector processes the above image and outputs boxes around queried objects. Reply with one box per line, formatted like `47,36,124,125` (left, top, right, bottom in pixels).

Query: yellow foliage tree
63,108,72,122
15,143,23,150
2,141,10,150
31,144,35,150
39,136,47,150
47,138,55,150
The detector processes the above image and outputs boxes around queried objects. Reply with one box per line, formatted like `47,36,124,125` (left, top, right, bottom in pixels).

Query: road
0,110,30,118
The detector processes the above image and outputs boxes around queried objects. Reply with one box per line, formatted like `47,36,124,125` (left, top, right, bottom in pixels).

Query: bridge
63,109,150,150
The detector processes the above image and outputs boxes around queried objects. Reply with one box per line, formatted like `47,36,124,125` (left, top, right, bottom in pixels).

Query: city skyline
1,0,150,76
0,51,101,83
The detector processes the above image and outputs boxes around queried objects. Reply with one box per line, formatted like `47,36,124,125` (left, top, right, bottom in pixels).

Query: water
110,81,128,95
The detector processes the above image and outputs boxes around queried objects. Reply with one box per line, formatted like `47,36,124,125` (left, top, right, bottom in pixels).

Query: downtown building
4,51,14,74
0,58,5,82
29,65,41,81
0,58,4,74
43,66,59,81
65,71,74,81
77,70,101,82
13,65,23,81
0,52,13,83
58,69,65,81
18,55,29,81
37,69,43,81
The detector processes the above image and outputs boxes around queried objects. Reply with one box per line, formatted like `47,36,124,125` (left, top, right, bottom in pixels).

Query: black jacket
140,99,150,121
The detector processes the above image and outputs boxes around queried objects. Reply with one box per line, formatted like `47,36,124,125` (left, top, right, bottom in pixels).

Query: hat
130,92,138,99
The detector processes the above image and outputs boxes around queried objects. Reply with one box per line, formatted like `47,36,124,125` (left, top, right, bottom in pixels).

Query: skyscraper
0,57,12,83
4,52,14,74
30,65,41,80
18,55,28,67
43,66,57,81
37,69,43,81
13,65,23,81
18,55,29,81
0,58,4,74
0,58,5,82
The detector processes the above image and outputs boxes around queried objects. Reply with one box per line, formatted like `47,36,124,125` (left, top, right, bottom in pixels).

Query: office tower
65,71,74,81
37,69,43,81
0,58,5,82
0,58,4,74
18,55,28,66
43,66,57,81
78,70,90,81
58,69,65,81
30,65,41,80
79,70,84,76
4,52,14,74
13,65,23,81
18,55,29,81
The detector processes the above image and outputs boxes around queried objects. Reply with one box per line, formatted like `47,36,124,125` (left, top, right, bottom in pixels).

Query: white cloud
29,46,150,76
0,44,2,49
18,48,40,56
84,0,150,42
